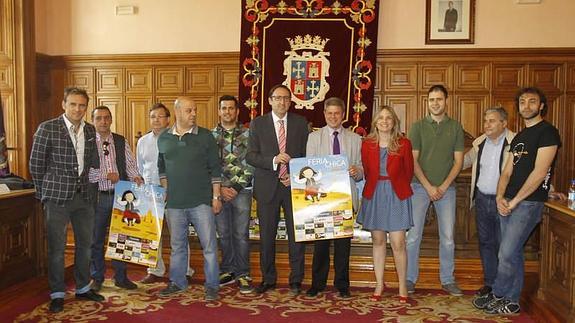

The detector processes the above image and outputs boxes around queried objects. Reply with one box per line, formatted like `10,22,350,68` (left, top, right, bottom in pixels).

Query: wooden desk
0,189,46,289
538,200,575,322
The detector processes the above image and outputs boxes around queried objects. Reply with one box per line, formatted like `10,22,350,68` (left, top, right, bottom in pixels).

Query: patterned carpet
6,281,534,323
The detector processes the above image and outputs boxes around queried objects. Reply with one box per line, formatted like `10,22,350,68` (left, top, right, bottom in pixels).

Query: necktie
278,120,288,179
333,131,340,155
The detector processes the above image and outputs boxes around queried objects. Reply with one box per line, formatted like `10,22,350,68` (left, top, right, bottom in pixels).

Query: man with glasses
88,106,143,292
30,87,104,313
246,84,309,295
137,103,195,284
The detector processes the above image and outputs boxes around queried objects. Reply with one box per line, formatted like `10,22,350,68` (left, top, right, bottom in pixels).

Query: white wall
35,0,575,55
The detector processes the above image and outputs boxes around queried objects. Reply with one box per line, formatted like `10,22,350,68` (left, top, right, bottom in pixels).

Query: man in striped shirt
88,106,143,292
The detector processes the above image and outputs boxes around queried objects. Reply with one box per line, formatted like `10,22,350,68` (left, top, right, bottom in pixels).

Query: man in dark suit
246,84,309,295
30,87,105,313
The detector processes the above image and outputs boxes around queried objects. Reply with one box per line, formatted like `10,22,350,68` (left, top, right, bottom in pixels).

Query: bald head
174,96,197,131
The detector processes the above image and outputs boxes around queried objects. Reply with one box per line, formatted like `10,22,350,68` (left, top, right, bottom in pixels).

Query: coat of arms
283,35,330,110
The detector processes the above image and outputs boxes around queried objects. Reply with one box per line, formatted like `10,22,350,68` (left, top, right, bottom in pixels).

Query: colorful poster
289,155,354,242
105,180,165,267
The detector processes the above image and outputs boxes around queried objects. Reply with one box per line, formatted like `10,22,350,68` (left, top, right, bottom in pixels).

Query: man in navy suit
246,84,309,295
30,87,105,313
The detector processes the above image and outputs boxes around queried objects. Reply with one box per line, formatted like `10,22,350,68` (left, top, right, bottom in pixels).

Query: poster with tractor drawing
105,180,165,267
289,155,354,242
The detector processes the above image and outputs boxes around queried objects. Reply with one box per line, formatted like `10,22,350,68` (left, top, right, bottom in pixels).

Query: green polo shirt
408,115,464,186
158,126,221,209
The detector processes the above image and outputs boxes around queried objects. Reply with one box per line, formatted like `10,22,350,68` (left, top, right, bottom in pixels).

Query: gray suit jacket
29,115,99,204
306,126,363,211
246,112,309,203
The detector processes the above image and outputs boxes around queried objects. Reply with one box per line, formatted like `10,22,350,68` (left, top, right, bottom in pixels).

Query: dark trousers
311,237,351,291
257,183,305,285
44,193,95,299
90,192,128,283
474,190,501,287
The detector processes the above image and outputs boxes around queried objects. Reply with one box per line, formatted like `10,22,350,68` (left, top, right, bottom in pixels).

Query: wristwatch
213,196,222,201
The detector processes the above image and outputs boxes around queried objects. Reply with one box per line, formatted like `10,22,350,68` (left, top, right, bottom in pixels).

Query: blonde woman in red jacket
357,106,414,303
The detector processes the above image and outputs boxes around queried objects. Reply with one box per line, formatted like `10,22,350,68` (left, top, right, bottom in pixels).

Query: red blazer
361,137,414,200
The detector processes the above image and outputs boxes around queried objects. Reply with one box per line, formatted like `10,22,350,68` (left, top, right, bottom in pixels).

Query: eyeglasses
102,141,110,156
271,96,291,102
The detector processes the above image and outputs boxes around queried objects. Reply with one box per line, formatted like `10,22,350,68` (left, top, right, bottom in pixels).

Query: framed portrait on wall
426,0,475,44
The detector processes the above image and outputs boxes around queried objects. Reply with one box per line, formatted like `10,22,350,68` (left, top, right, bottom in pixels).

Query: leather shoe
49,298,64,313
338,289,351,298
115,279,138,290
255,282,276,294
306,287,323,297
140,274,162,284
289,283,302,296
91,280,103,292
75,290,105,302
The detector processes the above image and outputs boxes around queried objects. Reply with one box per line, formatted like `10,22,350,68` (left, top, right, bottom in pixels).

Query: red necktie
278,120,287,179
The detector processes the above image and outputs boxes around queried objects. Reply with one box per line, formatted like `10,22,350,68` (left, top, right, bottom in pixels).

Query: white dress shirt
62,114,85,176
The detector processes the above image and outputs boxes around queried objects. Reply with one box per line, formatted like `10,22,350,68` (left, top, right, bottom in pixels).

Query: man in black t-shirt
472,87,561,315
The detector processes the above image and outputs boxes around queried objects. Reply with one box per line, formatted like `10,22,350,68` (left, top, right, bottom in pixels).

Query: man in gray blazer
30,87,104,313
305,97,363,298
246,84,309,295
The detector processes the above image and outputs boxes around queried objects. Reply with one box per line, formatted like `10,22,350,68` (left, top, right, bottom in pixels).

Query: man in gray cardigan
305,97,363,298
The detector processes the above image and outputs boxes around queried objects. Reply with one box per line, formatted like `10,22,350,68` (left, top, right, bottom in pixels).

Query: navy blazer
29,115,99,204
246,112,309,203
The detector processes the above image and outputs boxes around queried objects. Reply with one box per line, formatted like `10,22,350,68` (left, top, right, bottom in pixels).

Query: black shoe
49,298,64,313
255,282,276,294
472,292,500,310
476,285,492,297
289,283,302,296
306,287,322,297
91,280,103,292
338,289,351,298
75,290,105,302
115,279,138,290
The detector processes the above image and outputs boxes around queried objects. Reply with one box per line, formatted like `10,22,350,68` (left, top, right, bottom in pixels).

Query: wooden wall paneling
125,96,153,150
455,63,489,92
0,0,12,57
96,96,124,134
492,94,520,133
373,61,383,92
96,68,123,94
0,64,13,89
185,66,215,93
125,67,152,94
155,67,184,93
528,63,564,95
193,96,217,129
562,96,575,190
567,63,575,93
1,92,17,172
216,65,239,96
383,63,417,92
419,63,453,92
67,68,94,93
455,94,489,138
492,64,525,93
546,94,570,193
384,94,417,134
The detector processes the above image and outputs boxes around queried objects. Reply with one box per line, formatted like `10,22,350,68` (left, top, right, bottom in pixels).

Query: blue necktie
333,131,340,155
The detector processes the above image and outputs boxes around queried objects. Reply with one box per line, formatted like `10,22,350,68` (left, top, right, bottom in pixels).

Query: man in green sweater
157,96,222,301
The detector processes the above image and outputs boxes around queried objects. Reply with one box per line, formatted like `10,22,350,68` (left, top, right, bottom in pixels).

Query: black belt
99,189,115,195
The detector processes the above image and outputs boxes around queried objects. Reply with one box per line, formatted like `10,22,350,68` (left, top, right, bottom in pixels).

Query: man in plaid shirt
29,87,104,313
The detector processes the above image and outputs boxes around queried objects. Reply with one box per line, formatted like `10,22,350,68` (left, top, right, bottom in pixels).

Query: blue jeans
216,189,252,277
492,200,543,302
166,205,219,290
44,193,94,299
474,190,501,287
90,193,129,284
406,183,456,285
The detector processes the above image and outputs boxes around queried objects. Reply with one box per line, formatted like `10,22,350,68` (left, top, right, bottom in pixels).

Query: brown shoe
140,274,162,284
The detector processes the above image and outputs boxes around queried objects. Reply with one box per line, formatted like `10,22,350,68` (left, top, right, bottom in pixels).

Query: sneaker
472,292,501,309
237,276,254,294
187,268,196,279
205,288,219,301
476,285,492,297
484,298,520,315
442,282,463,296
406,280,415,294
219,272,235,286
159,282,185,297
